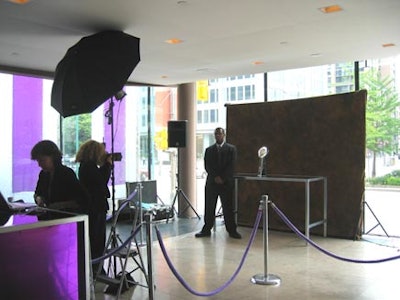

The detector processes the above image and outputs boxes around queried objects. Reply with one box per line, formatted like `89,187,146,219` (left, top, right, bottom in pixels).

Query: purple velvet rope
155,209,263,297
270,201,400,263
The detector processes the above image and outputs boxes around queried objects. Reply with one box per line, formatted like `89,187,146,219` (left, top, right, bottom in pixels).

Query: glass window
204,110,209,123
197,110,203,123
237,86,243,100
1,74,178,206
141,114,146,127
210,109,218,123
210,89,218,103
230,87,236,101
267,63,355,101
244,85,252,100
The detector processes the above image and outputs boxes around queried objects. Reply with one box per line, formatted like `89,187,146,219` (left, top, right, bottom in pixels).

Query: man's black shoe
229,232,242,239
195,231,211,238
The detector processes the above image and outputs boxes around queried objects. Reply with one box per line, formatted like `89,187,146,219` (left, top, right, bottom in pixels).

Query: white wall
42,79,59,140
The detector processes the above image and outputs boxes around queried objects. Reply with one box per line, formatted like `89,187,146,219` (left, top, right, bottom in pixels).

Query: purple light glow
0,221,81,299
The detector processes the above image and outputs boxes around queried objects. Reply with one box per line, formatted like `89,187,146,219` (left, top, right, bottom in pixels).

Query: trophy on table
257,146,268,177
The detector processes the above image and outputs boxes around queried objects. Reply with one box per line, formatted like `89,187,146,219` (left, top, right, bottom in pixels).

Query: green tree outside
62,114,92,157
361,68,400,178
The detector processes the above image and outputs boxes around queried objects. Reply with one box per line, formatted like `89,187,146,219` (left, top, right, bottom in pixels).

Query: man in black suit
195,127,241,239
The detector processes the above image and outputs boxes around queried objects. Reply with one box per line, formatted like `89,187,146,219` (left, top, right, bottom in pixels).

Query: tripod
104,93,125,277
105,96,117,218
168,173,201,221
362,200,389,237
97,196,148,296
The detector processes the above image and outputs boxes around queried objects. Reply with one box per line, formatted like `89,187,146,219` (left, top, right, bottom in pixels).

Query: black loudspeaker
168,120,187,148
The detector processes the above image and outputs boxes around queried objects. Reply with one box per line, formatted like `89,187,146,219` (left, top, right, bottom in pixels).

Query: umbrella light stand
105,97,118,217
105,90,126,219
104,95,120,278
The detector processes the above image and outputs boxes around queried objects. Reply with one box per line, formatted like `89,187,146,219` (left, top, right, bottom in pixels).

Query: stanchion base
251,274,281,285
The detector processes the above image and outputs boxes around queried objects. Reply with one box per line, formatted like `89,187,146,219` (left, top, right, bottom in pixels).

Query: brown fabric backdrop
226,90,366,239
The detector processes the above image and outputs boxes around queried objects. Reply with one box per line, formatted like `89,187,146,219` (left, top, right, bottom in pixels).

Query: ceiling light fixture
382,43,395,48
165,38,183,44
252,61,265,65
319,4,343,14
195,68,216,73
8,0,30,4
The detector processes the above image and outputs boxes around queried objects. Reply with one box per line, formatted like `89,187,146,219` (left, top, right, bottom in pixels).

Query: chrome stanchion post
251,194,281,285
145,212,155,300
138,182,146,246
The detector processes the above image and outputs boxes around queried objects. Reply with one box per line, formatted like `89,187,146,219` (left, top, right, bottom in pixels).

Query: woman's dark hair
31,140,63,165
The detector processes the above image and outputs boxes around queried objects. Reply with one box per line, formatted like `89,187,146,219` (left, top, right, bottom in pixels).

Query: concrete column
177,83,197,217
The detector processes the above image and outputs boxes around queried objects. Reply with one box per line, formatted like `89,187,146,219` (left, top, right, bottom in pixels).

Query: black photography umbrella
51,30,140,117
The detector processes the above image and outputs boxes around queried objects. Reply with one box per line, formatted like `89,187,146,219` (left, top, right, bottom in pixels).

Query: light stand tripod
362,199,389,237
168,173,201,221
104,91,126,278
105,97,117,217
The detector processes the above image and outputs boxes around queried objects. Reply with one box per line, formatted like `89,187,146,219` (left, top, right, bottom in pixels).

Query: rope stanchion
270,201,400,263
144,213,155,300
251,195,281,285
155,207,263,297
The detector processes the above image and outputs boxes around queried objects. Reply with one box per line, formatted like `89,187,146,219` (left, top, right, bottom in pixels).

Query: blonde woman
76,140,112,275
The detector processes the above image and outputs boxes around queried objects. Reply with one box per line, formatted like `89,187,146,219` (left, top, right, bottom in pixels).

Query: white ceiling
0,0,399,86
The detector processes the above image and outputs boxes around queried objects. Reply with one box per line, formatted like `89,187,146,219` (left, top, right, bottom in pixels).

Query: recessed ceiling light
319,4,343,14
8,0,30,4
252,61,265,65
196,68,216,73
165,38,183,44
382,43,395,48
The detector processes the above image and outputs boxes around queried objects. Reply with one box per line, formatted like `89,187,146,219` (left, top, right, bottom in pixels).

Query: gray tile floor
93,217,400,300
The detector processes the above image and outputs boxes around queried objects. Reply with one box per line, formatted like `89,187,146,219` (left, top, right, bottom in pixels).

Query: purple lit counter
0,211,90,300
234,173,327,242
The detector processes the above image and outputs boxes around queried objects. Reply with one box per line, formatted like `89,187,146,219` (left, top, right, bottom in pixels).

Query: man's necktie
217,145,221,165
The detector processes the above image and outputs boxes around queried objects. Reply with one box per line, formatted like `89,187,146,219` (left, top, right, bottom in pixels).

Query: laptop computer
0,192,37,213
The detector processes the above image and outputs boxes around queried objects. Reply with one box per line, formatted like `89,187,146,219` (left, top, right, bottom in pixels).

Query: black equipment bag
141,203,174,220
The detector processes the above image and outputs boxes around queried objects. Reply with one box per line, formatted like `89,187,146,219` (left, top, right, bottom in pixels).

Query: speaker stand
168,173,201,221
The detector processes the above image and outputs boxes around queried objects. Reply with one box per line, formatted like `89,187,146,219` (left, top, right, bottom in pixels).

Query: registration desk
0,210,90,300
234,173,328,240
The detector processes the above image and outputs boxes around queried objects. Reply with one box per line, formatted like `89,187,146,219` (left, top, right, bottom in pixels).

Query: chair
95,192,149,298
126,181,157,204
126,180,172,225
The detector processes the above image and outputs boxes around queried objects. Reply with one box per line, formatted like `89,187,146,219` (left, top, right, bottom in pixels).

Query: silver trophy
257,146,268,177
